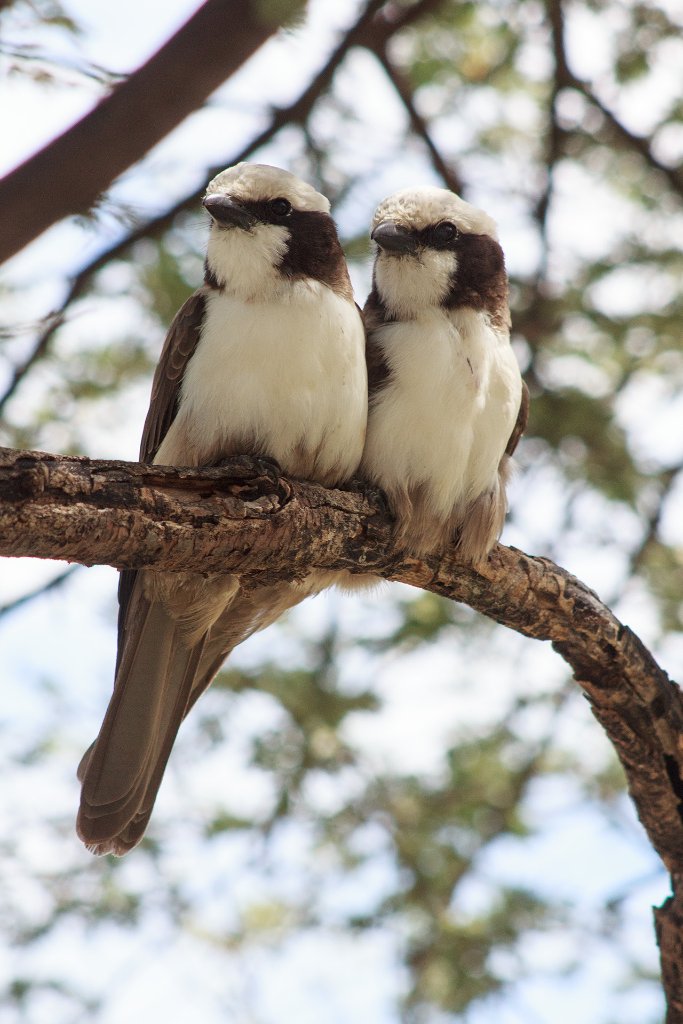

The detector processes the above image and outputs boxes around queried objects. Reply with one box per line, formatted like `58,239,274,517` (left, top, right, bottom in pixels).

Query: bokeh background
1,1,682,1020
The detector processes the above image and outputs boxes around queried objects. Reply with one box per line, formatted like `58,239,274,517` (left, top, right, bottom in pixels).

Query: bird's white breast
163,281,367,485
361,307,521,516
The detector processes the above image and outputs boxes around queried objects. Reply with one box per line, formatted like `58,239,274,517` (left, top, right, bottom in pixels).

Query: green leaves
531,388,639,503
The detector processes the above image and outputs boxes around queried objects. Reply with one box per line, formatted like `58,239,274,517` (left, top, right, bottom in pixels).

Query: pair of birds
77,163,527,856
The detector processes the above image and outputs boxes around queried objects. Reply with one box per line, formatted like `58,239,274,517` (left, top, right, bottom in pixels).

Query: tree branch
0,564,79,620
0,0,304,264
2,443,682,1005
546,0,683,198
373,40,464,195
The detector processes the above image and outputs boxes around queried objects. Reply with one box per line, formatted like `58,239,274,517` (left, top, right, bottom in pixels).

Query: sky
0,0,680,1021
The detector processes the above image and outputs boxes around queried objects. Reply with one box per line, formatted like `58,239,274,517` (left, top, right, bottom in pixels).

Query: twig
0,565,79,619
373,40,464,194
546,0,683,197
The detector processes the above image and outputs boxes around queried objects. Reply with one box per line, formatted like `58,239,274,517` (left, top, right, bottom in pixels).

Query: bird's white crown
206,163,330,214
372,186,497,238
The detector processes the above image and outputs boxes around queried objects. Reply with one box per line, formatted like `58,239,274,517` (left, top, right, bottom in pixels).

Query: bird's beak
371,220,419,254
203,194,258,230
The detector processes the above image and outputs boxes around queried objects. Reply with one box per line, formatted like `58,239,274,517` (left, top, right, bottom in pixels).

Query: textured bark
1,445,682,1009
0,448,376,580
657,892,683,1024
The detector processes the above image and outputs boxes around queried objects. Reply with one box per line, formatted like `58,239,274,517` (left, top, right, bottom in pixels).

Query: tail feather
77,576,334,856
77,598,205,856
184,579,329,716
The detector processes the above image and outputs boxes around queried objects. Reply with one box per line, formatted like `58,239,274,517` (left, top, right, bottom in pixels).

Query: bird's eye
433,221,458,244
270,198,292,218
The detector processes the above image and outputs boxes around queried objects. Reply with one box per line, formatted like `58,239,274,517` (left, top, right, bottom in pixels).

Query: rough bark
657,892,683,1024
0,0,303,263
1,445,682,1014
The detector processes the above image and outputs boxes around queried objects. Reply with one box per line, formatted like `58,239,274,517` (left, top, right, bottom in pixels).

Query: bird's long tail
77,573,338,856
77,594,206,856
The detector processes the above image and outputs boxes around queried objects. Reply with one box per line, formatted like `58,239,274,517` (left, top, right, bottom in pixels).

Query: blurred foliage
1,0,682,1021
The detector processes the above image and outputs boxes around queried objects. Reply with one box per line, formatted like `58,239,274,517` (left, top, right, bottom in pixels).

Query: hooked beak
203,194,258,230
371,220,419,254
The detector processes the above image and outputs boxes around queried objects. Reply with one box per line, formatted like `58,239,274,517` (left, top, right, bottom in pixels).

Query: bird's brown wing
505,380,530,457
365,334,392,394
140,288,208,463
361,294,392,395
116,290,207,666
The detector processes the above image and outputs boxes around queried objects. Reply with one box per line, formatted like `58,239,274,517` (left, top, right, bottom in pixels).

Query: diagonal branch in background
0,0,444,417
0,564,79,620
532,0,567,279
0,0,305,265
546,0,683,198
575,84,683,197
373,40,464,195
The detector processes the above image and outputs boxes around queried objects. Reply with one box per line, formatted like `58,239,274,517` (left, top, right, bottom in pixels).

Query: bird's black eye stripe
432,221,459,244
270,197,292,218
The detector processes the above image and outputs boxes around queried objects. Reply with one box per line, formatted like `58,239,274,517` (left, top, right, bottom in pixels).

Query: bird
360,185,527,562
77,163,367,855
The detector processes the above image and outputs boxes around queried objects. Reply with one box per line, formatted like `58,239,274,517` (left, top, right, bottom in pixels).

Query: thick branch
0,449,380,579
3,445,682,1013
2,446,683,880
0,0,300,264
